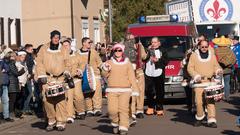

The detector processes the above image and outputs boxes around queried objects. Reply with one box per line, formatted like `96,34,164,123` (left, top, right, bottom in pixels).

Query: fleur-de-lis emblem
207,0,226,20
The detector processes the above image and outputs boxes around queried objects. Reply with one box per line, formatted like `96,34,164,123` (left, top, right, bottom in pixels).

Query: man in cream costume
78,37,103,117
61,37,86,123
124,33,147,120
36,30,70,131
188,40,222,128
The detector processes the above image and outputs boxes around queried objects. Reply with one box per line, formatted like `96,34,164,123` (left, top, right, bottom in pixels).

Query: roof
128,22,194,37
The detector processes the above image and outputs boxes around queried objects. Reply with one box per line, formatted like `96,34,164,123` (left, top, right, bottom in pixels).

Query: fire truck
128,15,196,98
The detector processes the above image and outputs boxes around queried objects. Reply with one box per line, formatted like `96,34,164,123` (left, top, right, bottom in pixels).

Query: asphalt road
0,94,239,135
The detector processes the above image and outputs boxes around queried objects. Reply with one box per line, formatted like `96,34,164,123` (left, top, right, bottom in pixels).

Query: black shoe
136,113,144,119
76,114,85,120
46,124,56,132
86,112,94,117
129,118,137,127
207,122,217,128
119,130,128,135
113,127,119,134
194,120,203,127
4,118,14,122
56,126,65,131
94,111,102,117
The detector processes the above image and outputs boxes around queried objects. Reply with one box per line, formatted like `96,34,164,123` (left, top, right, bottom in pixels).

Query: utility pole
108,0,112,42
70,0,74,38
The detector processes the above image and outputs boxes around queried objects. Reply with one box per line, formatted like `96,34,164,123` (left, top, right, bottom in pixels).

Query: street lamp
108,0,112,42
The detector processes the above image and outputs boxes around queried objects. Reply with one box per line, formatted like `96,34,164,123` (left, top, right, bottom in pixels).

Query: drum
45,83,66,97
82,65,96,95
204,85,224,101
191,82,218,88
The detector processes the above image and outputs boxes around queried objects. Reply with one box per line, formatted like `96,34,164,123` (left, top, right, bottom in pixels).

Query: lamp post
108,0,112,42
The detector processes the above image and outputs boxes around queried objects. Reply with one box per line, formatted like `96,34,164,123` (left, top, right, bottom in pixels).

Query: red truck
128,17,196,98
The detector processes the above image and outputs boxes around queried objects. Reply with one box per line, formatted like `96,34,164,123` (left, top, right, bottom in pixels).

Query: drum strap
88,51,91,64
46,72,64,78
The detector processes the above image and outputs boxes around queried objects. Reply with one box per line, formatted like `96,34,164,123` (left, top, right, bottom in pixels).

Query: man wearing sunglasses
188,40,222,128
78,37,103,117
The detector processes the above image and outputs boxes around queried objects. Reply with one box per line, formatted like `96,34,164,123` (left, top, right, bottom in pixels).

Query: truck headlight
172,76,184,82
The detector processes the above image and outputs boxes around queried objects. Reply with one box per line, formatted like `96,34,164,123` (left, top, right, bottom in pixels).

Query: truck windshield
137,36,191,60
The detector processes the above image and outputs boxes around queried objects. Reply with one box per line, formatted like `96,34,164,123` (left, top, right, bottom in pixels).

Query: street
0,94,239,135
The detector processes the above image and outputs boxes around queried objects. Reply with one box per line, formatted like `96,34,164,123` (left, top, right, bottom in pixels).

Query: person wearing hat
213,36,236,101
231,36,240,91
61,37,86,123
15,51,29,117
36,30,70,131
77,37,103,117
188,40,223,128
101,43,139,135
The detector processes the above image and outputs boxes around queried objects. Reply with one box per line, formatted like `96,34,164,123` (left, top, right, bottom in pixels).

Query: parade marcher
124,33,147,120
61,37,86,123
144,37,168,116
78,37,103,117
36,30,70,131
213,36,236,101
231,36,240,91
102,43,139,135
188,40,223,128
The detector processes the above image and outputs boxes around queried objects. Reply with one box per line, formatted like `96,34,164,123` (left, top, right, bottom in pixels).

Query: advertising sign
166,0,192,22
191,0,240,23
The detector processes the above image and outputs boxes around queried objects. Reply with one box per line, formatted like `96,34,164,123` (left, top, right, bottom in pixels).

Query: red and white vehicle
128,15,196,98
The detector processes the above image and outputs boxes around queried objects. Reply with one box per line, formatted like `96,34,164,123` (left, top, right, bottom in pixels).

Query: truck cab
128,17,196,98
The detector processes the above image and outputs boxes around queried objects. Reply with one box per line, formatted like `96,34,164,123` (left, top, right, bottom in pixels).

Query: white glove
216,69,223,76
131,91,139,97
194,75,201,82
76,69,83,77
102,62,111,71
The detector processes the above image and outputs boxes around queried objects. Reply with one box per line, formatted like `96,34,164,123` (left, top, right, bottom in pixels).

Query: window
16,19,21,47
93,19,100,44
8,18,21,47
82,18,89,38
0,17,4,45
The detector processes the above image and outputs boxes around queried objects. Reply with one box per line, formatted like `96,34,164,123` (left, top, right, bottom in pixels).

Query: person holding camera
144,37,168,116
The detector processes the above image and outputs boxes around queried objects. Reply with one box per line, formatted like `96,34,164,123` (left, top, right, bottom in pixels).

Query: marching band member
61,37,86,123
102,43,139,135
187,40,222,128
36,30,70,131
78,37,103,117
124,33,147,120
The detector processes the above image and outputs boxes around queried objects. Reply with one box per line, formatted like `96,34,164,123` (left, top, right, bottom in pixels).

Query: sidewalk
0,115,39,132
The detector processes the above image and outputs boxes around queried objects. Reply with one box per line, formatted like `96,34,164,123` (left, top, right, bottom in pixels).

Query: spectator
231,36,240,90
213,36,236,101
8,51,26,118
0,53,14,122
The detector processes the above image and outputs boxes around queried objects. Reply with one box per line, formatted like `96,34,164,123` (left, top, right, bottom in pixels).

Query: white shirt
145,49,163,77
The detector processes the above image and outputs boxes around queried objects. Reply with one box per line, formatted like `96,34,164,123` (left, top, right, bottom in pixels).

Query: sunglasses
114,49,123,52
200,46,209,49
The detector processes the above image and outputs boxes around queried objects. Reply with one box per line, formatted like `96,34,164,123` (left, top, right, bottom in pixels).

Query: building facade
0,0,22,48
21,0,105,48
